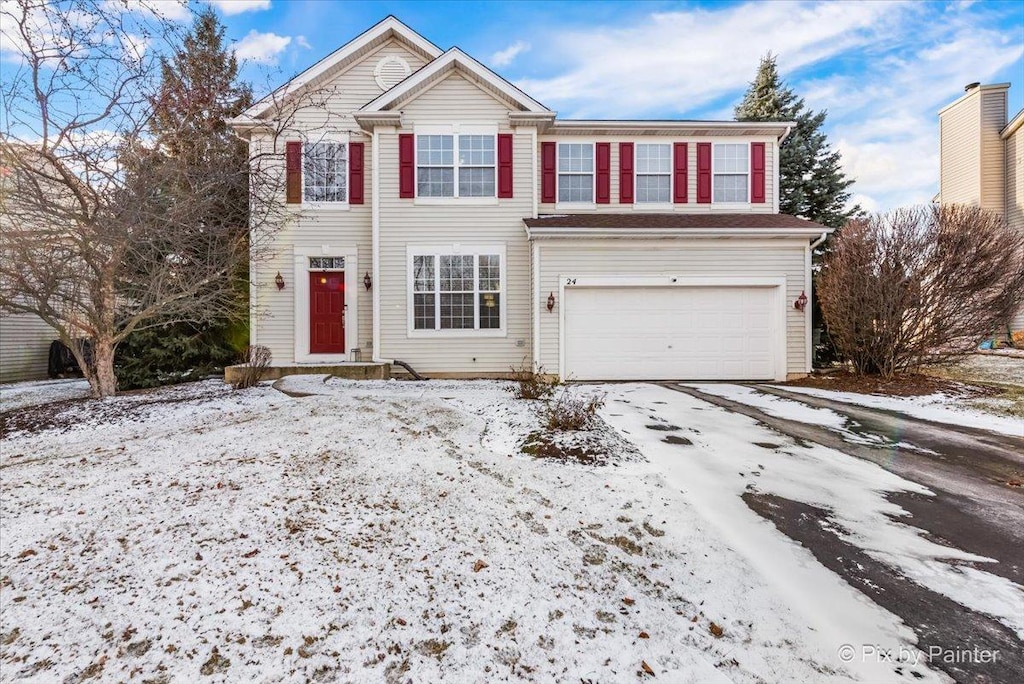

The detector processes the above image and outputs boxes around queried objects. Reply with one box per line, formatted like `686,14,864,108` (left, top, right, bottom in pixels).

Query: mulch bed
784,370,999,398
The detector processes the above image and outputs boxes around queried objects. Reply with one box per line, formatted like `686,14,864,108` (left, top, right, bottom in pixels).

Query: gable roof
358,47,554,116
239,16,443,121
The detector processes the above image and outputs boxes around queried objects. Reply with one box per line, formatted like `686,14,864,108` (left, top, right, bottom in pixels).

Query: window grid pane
636,175,671,203
440,292,475,329
439,255,474,292
303,142,347,202
458,135,495,166
417,167,454,197
713,175,748,203
479,293,500,329
413,293,435,330
558,174,593,202
713,144,748,174
413,255,434,292
478,254,500,291
417,135,453,166
636,144,671,174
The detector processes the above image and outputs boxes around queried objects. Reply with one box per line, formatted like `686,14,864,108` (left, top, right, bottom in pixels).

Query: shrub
818,204,1024,378
116,321,244,390
542,389,606,431
231,345,272,390
507,362,560,400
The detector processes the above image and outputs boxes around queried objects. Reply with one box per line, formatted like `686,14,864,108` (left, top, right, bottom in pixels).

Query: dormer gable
238,16,443,122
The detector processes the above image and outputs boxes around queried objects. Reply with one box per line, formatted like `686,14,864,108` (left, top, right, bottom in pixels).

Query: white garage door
563,286,780,380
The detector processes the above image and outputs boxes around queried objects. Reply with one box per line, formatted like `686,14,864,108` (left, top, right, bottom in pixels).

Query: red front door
309,271,345,354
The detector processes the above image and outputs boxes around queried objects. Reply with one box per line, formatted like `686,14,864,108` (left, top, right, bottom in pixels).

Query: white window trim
633,142,673,206
406,243,507,338
293,244,359,363
711,142,750,205
555,141,596,210
301,132,351,209
414,124,498,203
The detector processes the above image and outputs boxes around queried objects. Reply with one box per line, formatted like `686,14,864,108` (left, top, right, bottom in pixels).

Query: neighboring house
228,17,829,382
0,312,55,383
937,82,1024,332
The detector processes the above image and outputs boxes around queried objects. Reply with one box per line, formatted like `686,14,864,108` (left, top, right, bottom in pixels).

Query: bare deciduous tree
818,204,1024,378
0,0,325,397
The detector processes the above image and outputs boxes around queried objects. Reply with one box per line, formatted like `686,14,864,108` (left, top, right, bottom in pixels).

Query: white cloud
295,35,311,50
490,40,530,68
517,1,900,118
208,0,271,16
113,0,190,22
234,29,291,65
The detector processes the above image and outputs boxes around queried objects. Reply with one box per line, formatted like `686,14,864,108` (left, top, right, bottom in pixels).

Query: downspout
805,231,829,373
371,127,386,363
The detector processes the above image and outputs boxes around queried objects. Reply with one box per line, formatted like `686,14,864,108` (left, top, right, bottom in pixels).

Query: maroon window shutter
349,142,364,204
750,142,766,203
673,142,688,204
595,143,611,204
541,141,556,203
618,142,634,204
497,134,514,198
399,133,415,198
696,142,712,204
286,141,302,204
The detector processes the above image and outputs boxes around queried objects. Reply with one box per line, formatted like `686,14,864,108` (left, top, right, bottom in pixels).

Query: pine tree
117,8,255,388
735,53,859,229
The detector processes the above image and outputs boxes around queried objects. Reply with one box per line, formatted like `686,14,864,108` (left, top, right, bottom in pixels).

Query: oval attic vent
374,55,412,90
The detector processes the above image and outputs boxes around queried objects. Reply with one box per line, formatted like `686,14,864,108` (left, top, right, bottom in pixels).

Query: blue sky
11,0,1022,212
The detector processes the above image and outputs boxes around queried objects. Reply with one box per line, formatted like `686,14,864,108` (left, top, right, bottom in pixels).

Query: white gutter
779,124,793,144
526,226,834,240
805,231,828,374
810,231,829,250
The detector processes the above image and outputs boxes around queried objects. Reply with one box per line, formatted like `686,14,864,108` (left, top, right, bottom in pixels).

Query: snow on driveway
772,385,1023,438
599,384,1024,648
2,378,932,683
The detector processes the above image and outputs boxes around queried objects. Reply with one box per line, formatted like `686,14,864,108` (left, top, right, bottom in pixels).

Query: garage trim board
558,275,787,382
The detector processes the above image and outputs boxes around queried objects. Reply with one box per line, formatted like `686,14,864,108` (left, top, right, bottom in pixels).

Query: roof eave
524,226,834,240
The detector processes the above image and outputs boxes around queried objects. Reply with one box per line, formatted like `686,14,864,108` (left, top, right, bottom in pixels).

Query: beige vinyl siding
376,73,535,373
535,240,809,377
537,136,777,214
979,89,1007,215
939,94,981,205
1,312,55,382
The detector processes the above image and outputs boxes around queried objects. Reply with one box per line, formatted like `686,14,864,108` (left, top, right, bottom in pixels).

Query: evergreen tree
117,8,254,388
735,53,859,228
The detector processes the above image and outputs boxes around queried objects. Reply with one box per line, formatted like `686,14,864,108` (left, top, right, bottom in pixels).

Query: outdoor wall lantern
275,272,285,291
363,272,372,291
547,292,555,312
794,290,808,311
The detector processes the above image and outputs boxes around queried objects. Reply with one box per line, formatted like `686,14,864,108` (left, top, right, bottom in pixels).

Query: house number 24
565,278,577,286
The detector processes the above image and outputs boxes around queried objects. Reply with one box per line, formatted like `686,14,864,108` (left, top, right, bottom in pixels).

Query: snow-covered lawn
5,378,1010,682
0,378,90,411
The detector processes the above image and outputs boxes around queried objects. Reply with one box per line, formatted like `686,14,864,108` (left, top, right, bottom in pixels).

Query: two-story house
937,82,1024,333
228,17,830,382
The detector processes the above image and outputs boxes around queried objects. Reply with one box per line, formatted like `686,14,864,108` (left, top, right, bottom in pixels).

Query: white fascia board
524,226,834,240
360,48,553,114
240,16,443,121
548,120,796,138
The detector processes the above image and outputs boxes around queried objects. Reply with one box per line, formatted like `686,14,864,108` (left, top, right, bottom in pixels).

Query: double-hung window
416,134,496,198
713,143,749,203
411,250,503,332
303,141,347,203
557,143,594,202
635,144,671,203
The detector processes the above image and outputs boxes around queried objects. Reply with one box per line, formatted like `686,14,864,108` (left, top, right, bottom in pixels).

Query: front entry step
223,362,390,384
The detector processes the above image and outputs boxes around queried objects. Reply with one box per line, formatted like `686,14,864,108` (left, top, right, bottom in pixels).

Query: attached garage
525,213,831,382
562,279,784,381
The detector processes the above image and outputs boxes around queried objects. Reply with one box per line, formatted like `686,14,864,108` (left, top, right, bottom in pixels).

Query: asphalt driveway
628,382,1024,684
